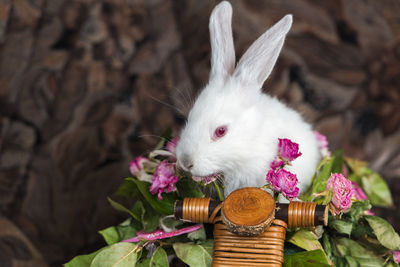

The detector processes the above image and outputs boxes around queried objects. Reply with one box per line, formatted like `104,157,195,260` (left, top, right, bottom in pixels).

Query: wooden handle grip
174,198,221,223
276,201,328,228
174,198,328,227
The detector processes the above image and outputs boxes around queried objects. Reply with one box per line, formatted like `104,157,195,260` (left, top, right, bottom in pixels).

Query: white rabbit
176,1,320,197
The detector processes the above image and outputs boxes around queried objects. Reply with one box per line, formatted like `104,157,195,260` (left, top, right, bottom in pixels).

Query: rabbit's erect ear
233,15,292,88
209,1,235,82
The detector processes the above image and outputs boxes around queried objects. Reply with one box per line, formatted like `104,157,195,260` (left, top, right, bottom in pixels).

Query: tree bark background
0,0,399,266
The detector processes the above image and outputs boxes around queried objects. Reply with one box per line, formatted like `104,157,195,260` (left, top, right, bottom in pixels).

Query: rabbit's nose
181,154,194,170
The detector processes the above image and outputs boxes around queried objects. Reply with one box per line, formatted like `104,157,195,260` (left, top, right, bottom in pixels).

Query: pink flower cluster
266,169,299,200
266,138,302,200
326,173,353,215
150,160,179,200
129,137,180,200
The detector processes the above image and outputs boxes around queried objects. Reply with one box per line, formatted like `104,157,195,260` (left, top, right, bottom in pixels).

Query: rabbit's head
176,1,292,180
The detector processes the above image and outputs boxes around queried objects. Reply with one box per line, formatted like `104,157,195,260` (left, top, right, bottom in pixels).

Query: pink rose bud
326,173,353,215
390,250,400,264
364,210,374,216
314,131,331,157
270,159,284,170
150,160,178,200
166,137,179,155
129,156,150,176
351,181,367,201
278,138,302,162
266,169,299,200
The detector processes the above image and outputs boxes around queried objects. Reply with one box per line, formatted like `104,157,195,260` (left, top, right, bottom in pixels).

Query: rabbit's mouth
191,173,223,185
176,162,223,184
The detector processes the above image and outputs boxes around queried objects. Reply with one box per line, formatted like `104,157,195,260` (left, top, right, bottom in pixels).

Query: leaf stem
214,181,224,201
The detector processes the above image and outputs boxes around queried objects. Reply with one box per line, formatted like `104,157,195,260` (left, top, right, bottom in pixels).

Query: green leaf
385,261,399,267
331,150,344,173
335,237,384,266
328,217,353,236
365,216,400,250
135,259,150,267
142,202,162,232
173,240,213,267
149,247,169,267
287,229,324,251
332,257,349,267
346,200,371,222
284,243,306,256
90,242,138,267
302,157,334,201
351,222,373,240
116,218,141,241
159,216,183,232
345,157,367,178
132,201,145,222
129,179,175,215
99,226,120,245
187,226,206,242
322,233,333,262
361,171,393,207
65,247,108,267
107,197,140,221
283,249,331,267
116,178,140,199
287,229,332,265
153,129,173,151
347,158,393,208
175,177,205,198
344,256,358,267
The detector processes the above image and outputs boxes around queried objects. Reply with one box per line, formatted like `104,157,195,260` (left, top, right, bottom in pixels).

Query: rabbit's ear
209,1,235,82
233,15,292,88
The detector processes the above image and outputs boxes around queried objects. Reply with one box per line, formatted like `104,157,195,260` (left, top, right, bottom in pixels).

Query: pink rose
314,131,331,157
129,156,149,176
390,250,400,264
278,138,302,162
326,173,353,215
150,160,178,200
351,181,367,201
266,169,299,200
166,137,179,155
129,156,153,182
270,159,284,170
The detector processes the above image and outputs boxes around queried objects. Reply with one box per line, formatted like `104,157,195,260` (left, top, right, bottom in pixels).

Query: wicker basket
174,187,328,267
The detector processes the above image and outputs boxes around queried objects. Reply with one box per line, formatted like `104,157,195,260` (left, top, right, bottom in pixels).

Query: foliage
294,151,398,267
65,133,399,267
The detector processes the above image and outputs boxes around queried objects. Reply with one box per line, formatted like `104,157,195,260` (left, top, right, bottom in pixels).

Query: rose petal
122,224,203,243
278,138,302,162
326,173,353,214
150,160,178,199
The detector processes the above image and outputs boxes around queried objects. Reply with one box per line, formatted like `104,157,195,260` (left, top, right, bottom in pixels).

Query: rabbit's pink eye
213,126,227,140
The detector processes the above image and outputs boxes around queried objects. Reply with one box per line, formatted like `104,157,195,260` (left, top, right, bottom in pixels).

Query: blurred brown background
0,0,399,266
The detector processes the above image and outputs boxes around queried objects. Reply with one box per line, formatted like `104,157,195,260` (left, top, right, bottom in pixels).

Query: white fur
176,1,320,197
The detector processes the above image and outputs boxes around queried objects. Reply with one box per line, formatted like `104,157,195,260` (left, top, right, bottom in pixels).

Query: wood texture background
0,0,399,265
